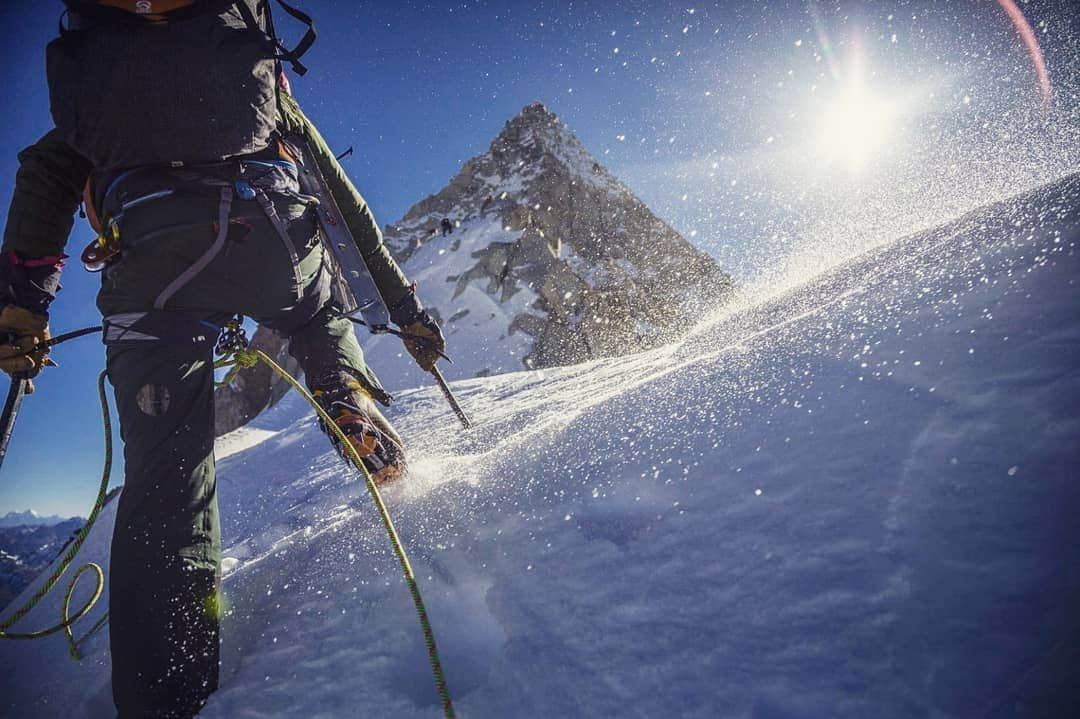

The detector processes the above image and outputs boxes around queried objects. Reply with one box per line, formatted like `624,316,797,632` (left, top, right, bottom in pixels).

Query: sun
815,82,898,174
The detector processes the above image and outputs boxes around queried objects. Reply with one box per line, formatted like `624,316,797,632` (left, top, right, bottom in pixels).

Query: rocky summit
383,102,733,371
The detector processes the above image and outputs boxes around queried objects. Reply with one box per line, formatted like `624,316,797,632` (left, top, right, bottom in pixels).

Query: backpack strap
268,0,317,75
234,0,317,76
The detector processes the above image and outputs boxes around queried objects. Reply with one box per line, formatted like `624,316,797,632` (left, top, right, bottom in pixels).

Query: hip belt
81,159,314,272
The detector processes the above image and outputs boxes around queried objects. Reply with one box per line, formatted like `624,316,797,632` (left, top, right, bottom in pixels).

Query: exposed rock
385,101,734,371
213,325,299,437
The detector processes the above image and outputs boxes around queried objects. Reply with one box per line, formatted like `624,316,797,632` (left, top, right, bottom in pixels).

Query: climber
441,217,454,236
0,1,444,717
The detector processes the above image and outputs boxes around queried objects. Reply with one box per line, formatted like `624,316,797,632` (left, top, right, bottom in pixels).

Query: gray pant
97,180,379,718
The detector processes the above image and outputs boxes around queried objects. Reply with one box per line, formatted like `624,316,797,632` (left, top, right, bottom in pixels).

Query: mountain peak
386,101,617,252
379,103,732,376
518,100,556,119
505,101,563,135
486,100,582,172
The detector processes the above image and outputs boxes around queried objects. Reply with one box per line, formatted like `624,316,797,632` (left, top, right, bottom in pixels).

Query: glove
388,286,445,372
0,305,51,392
400,312,445,372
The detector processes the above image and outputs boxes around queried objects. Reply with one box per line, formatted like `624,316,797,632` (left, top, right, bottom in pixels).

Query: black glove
388,287,446,372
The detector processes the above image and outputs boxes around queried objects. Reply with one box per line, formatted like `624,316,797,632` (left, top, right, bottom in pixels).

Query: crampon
313,374,408,484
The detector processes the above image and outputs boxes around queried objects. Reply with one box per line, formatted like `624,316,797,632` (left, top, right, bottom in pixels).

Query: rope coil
0,370,114,659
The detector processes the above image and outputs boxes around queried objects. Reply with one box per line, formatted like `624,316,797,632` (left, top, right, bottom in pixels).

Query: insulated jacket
1,89,410,314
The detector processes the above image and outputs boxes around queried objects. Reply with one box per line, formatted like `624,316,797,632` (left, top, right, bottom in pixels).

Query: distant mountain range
0,510,75,529
0,516,85,609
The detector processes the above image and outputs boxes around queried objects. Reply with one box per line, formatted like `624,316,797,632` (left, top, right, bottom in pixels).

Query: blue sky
1,0,1076,517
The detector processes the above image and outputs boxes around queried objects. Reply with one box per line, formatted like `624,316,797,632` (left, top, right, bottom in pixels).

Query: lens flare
995,0,1052,108
806,0,841,81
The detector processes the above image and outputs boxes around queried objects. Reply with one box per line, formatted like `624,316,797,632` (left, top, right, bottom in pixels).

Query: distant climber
441,217,454,236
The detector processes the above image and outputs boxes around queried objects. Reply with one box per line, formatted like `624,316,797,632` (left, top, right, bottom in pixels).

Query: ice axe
430,365,471,429
0,325,103,473
342,314,472,429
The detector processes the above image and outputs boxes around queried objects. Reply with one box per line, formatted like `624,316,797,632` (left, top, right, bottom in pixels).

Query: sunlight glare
816,82,898,173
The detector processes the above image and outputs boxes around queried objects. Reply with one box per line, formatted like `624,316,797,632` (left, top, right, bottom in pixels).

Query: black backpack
46,0,316,170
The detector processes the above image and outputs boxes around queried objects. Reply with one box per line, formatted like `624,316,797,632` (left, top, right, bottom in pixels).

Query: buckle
81,221,121,272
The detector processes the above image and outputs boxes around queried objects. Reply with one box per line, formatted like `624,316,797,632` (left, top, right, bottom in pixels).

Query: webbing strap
253,187,304,294
236,0,317,76
153,186,234,310
268,0,317,74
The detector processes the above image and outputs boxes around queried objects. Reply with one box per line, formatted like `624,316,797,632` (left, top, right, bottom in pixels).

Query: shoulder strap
268,0,317,74
234,0,317,76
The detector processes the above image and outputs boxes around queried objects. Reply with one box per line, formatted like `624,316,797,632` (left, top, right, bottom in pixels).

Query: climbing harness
80,188,175,271
1,320,457,717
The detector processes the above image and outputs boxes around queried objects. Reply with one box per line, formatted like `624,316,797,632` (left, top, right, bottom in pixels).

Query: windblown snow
2,174,1078,717
360,218,537,385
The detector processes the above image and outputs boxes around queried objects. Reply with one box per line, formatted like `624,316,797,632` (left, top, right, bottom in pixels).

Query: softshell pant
96,182,382,718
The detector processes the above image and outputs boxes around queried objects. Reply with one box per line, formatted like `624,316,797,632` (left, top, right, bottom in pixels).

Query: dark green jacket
1,90,410,312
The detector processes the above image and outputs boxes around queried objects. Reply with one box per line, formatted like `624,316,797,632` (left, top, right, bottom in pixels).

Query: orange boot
312,374,407,484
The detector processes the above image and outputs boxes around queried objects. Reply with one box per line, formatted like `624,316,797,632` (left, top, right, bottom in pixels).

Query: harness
81,148,310,273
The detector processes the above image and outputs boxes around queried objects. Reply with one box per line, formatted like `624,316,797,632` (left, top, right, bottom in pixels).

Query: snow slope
360,216,537,386
2,173,1079,718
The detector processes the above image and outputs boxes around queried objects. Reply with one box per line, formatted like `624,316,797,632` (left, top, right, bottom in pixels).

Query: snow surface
2,175,1079,717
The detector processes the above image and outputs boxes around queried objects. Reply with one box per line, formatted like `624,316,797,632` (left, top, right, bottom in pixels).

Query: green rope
2,343,456,716
0,370,113,660
225,347,456,718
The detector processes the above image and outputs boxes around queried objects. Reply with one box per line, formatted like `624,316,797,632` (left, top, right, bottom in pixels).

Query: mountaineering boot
312,371,408,484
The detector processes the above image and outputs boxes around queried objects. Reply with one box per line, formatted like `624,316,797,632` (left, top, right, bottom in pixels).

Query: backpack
46,0,316,170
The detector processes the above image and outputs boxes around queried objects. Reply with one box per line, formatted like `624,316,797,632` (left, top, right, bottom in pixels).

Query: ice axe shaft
431,366,471,429
0,377,28,473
